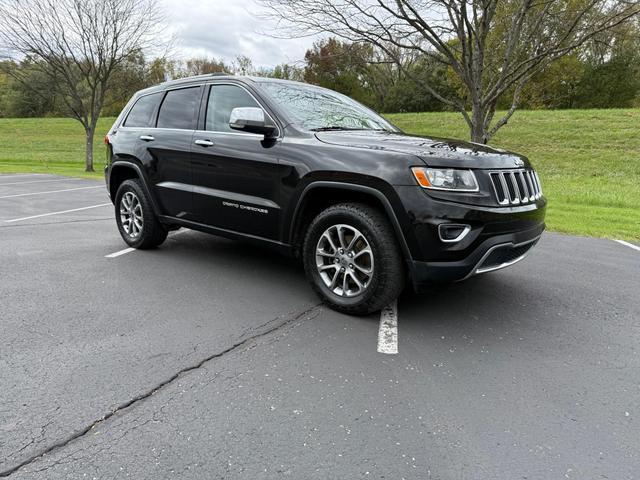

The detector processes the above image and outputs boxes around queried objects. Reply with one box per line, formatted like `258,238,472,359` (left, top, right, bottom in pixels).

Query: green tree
303,38,374,106
0,59,63,117
147,57,180,84
270,63,305,81
519,55,585,109
0,61,13,117
381,57,456,113
574,56,640,108
102,51,150,117
574,19,640,108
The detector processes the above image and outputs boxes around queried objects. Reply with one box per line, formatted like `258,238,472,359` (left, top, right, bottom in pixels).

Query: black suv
105,74,546,315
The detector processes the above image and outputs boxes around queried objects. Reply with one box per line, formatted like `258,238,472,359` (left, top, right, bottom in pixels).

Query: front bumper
392,186,546,290
409,225,543,289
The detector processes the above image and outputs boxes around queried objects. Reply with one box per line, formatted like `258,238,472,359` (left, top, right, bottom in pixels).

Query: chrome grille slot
523,171,536,201
489,173,505,204
516,171,529,201
489,169,541,205
506,172,519,204
534,172,543,195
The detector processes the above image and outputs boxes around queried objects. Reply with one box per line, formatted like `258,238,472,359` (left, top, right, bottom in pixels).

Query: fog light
438,224,471,243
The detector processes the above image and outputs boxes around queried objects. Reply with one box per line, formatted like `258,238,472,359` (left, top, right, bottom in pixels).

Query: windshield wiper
310,126,365,132
310,126,390,132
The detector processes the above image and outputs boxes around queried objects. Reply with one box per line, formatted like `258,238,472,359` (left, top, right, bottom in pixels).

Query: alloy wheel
120,191,144,238
315,224,374,297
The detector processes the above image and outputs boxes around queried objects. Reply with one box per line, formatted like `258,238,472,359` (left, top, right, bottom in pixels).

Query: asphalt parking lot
1,173,639,479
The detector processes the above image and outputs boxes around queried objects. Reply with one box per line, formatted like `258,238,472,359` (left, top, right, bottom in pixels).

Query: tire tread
115,179,168,249
303,202,405,315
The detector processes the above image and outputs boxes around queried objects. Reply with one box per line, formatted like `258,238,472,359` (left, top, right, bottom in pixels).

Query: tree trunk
85,128,95,172
470,103,487,144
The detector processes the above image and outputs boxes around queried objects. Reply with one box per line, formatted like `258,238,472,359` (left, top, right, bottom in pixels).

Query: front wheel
302,203,405,315
114,179,168,249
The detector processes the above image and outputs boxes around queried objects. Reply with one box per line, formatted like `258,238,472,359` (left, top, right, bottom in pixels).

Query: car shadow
149,229,311,297
155,230,557,339
161,229,303,268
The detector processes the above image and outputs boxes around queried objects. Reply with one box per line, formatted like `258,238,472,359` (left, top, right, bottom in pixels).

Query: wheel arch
288,181,412,261
108,161,162,215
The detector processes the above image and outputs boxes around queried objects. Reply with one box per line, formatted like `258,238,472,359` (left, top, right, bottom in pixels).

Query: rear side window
206,84,260,133
123,93,161,127
157,87,201,130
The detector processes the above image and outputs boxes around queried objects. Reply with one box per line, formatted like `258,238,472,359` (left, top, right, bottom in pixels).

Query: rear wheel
303,203,405,315
114,179,168,249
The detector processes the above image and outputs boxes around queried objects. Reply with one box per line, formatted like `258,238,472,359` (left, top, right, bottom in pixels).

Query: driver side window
205,84,260,133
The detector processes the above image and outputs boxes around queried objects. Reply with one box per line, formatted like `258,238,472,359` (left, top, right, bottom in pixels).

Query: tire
302,203,405,315
114,179,168,249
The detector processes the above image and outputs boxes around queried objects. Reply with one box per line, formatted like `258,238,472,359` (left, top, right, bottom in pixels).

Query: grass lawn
0,117,113,180
0,110,638,240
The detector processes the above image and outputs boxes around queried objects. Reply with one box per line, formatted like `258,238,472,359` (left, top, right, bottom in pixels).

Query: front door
191,83,283,240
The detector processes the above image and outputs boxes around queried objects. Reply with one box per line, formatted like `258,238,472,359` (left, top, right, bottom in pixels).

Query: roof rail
161,72,234,85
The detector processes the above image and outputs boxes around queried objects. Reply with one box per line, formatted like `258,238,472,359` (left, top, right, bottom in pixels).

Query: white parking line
105,229,188,259
615,240,640,252
5,203,112,223
105,248,136,258
377,300,398,355
0,185,102,199
0,178,82,187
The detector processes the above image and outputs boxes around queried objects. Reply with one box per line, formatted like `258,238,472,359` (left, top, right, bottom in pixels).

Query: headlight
411,167,479,192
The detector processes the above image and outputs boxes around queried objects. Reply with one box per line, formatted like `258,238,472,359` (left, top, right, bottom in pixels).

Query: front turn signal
411,167,432,188
411,167,479,192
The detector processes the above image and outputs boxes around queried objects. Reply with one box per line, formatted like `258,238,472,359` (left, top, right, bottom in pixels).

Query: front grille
489,169,542,205
476,241,537,273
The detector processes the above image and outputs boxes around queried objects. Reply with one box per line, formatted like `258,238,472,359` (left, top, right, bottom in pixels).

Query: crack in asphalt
0,303,322,478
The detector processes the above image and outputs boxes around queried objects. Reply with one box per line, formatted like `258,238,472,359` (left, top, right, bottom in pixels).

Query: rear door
191,83,283,240
147,85,203,219
112,90,163,185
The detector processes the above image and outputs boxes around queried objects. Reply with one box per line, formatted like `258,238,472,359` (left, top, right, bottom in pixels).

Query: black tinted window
157,87,201,130
206,85,260,132
123,93,161,127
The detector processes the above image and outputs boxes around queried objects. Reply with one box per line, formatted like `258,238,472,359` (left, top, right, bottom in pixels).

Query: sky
161,0,317,68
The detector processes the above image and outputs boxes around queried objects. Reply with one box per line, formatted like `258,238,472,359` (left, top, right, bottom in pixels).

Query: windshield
259,81,398,132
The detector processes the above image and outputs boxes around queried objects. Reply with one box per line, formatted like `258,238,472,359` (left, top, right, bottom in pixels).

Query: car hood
315,130,531,169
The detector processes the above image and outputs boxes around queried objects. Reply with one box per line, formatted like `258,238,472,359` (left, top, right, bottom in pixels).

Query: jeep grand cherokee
105,74,546,315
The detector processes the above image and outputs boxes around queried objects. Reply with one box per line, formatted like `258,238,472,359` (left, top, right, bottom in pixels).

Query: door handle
139,135,155,142
194,139,214,147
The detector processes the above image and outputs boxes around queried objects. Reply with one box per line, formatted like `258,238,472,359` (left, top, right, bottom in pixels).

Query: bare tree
182,57,229,77
260,0,640,143
0,0,164,171
233,55,256,76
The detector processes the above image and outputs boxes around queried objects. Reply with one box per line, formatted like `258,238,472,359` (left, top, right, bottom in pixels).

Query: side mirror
229,107,277,138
